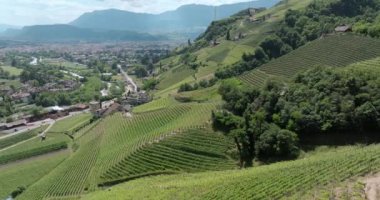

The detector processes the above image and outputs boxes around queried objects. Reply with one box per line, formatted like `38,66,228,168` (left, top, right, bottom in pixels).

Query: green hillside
239,34,380,86
82,144,380,200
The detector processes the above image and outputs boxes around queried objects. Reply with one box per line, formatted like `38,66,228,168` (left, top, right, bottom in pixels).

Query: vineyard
101,129,236,184
239,69,270,88
17,103,221,199
133,96,178,113
240,34,380,87
82,144,380,200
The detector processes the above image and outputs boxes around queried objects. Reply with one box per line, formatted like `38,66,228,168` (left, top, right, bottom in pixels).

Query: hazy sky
0,0,251,26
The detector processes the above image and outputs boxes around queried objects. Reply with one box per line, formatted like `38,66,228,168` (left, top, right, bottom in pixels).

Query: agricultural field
240,34,380,87
0,65,23,76
82,144,380,200
17,103,220,199
174,85,221,103
133,96,178,113
48,113,92,134
101,129,236,184
0,151,68,199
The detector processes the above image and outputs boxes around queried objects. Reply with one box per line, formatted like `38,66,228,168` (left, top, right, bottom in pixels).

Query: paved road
117,64,137,93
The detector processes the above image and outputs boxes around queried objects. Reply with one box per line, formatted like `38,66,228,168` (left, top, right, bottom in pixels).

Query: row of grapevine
240,35,380,87
100,129,236,183
0,126,46,150
239,69,270,88
94,103,218,183
82,145,380,200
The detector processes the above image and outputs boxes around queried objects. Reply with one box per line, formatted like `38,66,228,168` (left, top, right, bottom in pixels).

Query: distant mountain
0,24,165,42
0,24,20,32
70,0,280,34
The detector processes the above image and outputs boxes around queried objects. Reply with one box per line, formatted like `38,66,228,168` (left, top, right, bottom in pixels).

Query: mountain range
70,0,280,33
0,0,280,42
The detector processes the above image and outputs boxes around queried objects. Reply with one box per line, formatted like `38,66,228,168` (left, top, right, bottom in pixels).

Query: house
335,25,352,33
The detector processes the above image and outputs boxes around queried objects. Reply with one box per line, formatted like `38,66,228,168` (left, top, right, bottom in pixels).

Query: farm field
133,96,178,113
0,150,68,199
0,65,23,76
101,129,236,184
82,144,380,200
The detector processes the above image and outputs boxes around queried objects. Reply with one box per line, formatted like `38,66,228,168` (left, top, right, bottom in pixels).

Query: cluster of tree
216,0,380,79
142,78,159,91
0,68,17,80
0,96,14,118
20,65,64,86
35,93,72,107
213,66,380,167
178,78,218,93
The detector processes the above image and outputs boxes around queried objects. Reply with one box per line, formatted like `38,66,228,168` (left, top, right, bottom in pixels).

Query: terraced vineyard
133,96,178,113
83,145,380,200
101,129,236,184
17,103,220,199
239,69,270,88
240,34,380,86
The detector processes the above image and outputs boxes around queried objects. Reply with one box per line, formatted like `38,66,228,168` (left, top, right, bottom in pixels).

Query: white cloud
0,0,251,26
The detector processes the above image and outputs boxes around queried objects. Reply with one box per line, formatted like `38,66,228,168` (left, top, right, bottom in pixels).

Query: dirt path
364,173,380,200
0,121,55,153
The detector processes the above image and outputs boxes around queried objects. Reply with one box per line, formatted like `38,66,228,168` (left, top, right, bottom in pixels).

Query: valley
1,0,380,199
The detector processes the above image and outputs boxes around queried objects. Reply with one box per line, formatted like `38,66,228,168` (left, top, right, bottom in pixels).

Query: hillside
82,144,380,199
70,0,280,34
239,34,380,86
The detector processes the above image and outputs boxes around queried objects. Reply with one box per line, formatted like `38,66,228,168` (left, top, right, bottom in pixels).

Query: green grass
240,34,380,87
82,144,380,200
1,66,23,76
100,129,236,184
0,126,45,150
49,113,93,134
0,151,68,199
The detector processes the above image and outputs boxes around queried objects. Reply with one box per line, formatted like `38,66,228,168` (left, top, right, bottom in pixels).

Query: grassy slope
239,34,380,87
82,144,380,200
0,151,68,199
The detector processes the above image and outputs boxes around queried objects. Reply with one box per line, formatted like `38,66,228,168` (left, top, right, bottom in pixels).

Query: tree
259,36,292,59
255,126,300,162
188,39,192,46
226,29,231,40
134,67,148,78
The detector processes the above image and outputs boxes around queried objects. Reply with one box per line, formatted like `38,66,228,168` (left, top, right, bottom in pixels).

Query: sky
0,0,251,26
